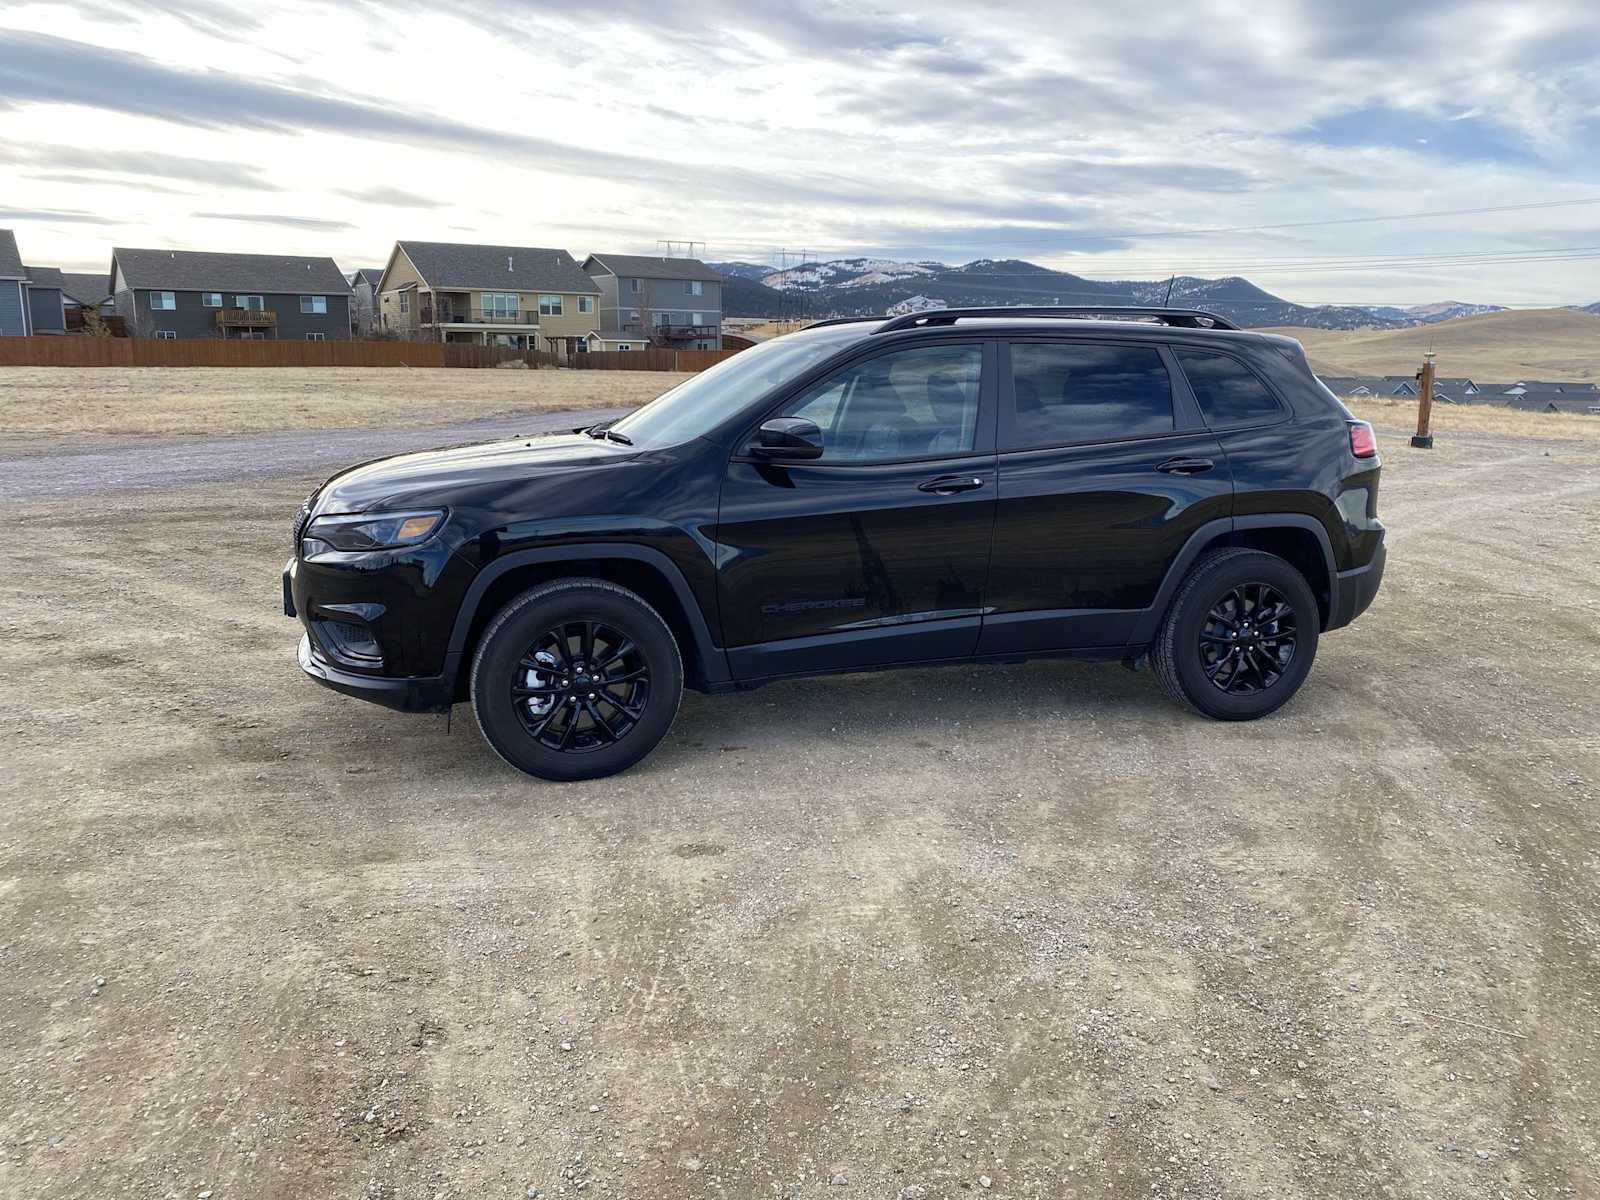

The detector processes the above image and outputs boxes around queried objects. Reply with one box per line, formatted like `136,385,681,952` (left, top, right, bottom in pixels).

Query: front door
716,340,998,680
979,337,1234,654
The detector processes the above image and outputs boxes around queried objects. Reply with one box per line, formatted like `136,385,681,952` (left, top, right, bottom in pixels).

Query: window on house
150,291,176,310
155,329,177,339
300,295,327,314
201,292,222,307
538,294,563,316
686,280,703,296
237,295,264,310
577,295,594,314
306,332,326,342
629,279,643,293
239,330,267,340
482,292,519,318
618,344,632,351
690,312,704,326
399,292,410,314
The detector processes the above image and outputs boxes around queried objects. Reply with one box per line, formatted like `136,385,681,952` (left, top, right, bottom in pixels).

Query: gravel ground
2,421,1597,1199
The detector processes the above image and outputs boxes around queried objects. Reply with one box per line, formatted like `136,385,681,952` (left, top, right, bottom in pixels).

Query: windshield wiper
583,421,632,446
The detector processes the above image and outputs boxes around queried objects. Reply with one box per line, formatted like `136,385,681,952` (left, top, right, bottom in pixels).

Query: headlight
301,509,446,556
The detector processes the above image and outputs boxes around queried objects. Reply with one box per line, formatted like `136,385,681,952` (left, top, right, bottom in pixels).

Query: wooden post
1411,354,1436,448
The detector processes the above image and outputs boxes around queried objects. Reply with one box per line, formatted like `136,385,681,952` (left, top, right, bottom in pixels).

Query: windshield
608,325,868,447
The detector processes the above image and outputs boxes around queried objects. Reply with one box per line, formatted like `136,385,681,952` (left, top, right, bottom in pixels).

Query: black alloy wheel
512,620,651,753
470,578,683,781
1152,547,1320,721
1198,583,1298,695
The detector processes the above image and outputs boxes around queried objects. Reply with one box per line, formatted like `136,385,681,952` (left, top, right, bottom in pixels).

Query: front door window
784,343,982,461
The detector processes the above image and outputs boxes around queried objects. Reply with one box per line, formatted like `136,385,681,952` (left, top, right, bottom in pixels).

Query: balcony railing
216,308,276,327
658,324,719,339
421,307,539,326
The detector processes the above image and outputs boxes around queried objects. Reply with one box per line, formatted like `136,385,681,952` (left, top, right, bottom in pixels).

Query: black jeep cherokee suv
283,307,1385,781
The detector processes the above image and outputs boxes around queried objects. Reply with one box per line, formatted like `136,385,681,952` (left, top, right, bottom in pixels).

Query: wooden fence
0,336,743,372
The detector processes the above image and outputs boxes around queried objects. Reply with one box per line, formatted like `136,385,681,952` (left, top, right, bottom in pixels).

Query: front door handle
1155,456,1214,475
917,475,986,495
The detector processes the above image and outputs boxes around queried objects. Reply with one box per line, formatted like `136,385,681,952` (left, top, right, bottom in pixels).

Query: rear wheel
470,578,683,781
1152,548,1319,720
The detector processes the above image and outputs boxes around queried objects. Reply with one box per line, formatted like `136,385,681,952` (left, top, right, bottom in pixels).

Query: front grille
292,498,312,550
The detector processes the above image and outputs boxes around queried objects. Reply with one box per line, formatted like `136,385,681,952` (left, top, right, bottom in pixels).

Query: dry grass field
1345,394,1600,441
1265,308,1600,383
0,366,692,443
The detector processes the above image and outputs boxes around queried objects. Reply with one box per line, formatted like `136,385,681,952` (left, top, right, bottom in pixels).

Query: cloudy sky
2,0,1598,306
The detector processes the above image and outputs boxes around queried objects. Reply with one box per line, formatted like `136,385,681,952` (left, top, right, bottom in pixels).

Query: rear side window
1007,342,1173,448
1176,350,1284,427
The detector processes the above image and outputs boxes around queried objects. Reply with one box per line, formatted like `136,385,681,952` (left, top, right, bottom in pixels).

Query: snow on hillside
885,294,948,315
763,258,937,290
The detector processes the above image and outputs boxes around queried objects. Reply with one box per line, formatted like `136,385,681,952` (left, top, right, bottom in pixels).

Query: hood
312,432,638,514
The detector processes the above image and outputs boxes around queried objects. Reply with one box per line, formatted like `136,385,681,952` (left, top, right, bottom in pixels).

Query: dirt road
2,419,1597,1199
0,407,629,501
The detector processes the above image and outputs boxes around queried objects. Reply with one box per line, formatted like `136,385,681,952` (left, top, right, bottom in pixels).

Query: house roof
0,229,24,278
351,267,383,287
112,247,352,294
60,272,113,305
1433,376,1477,390
23,265,64,289
583,253,723,283
394,242,598,293
1316,375,1390,395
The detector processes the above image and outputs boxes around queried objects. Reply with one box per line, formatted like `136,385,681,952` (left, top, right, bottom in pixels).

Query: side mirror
750,417,824,461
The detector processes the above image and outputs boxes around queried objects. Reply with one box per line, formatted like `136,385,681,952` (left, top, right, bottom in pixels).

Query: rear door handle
1155,456,1214,475
917,475,986,495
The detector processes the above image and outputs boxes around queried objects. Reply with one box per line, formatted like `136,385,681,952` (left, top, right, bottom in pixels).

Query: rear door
978,337,1234,654
715,339,998,679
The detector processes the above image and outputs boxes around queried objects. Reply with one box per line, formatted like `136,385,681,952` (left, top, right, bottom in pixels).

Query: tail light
1348,421,1377,459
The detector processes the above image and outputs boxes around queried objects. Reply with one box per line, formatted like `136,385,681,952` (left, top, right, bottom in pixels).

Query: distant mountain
1581,302,1600,315
1365,301,1508,324
705,261,775,282
710,257,1408,329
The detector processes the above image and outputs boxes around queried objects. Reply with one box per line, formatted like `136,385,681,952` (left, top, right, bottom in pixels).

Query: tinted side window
1006,342,1173,449
784,343,982,462
1176,350,1283,426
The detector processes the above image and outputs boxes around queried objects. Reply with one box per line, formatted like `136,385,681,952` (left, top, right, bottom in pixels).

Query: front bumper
285,556,457,713
1327,537,1386,631
296,633,454,713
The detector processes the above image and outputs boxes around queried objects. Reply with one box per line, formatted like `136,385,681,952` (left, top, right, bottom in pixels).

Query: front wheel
470,578,683,781
1151,547,1319,721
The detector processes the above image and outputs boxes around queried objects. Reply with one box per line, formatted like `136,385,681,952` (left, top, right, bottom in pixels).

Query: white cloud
0,0,1597,303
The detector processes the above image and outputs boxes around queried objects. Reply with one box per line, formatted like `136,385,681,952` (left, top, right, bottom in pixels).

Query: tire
1151,547,1319,721
469,578,683,781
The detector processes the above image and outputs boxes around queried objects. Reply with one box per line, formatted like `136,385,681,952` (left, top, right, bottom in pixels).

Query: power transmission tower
655,239,704,259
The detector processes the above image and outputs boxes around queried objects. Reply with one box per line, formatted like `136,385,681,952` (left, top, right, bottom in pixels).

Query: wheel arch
446,545,730,700
1131,515,1336,645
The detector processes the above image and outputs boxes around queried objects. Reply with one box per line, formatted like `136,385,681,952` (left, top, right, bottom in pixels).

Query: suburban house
23,265,67,334
61,272,115,319
348,267,383,336
375,241,600,352
109,248,353,340
581,254,724,350
0,229,32,335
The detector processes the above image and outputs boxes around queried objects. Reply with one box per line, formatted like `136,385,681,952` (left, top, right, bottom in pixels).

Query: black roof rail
872,305,1242,334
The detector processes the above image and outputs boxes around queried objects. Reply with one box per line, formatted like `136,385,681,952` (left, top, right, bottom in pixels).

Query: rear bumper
297,633,454,713
1327,537,1386,631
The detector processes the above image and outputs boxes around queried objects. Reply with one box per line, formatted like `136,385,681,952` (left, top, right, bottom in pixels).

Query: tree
80,308,112,338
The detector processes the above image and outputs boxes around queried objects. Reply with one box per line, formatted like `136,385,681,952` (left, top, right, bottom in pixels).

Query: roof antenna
1162,274,1176,307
